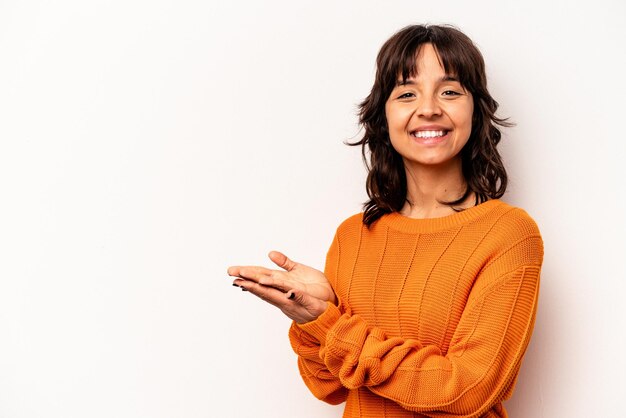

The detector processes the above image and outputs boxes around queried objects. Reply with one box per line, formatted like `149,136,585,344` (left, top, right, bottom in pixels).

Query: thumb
269,250,297,271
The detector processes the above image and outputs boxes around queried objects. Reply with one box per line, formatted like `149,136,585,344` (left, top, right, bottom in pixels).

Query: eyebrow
395,75,460,86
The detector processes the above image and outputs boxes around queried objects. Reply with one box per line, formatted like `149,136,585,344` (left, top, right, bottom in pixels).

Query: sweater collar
378,199,505,233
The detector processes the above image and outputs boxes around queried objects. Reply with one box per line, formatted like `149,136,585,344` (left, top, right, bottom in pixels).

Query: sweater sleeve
296,233,543,416
287,233,349,405
288,320,348,404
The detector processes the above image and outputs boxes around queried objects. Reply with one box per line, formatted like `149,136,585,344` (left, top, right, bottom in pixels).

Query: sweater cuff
297,301,342,344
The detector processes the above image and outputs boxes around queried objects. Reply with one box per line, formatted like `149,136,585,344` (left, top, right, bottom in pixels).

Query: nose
416,94,441,118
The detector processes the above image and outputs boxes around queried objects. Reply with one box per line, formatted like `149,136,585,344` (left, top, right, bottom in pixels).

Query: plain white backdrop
1,1,625,417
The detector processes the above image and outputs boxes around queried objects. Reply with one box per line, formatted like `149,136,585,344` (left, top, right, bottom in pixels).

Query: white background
1,1,625,417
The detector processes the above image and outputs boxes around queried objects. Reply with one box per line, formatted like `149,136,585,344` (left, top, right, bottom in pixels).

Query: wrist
296,301,341,344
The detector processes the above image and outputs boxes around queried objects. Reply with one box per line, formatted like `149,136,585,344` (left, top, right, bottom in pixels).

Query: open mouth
411,129,449,139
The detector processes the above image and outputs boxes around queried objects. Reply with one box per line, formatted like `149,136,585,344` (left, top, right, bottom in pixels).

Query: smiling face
385,43,474,170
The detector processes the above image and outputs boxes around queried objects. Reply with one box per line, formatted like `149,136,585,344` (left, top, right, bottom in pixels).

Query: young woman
228,24,543,418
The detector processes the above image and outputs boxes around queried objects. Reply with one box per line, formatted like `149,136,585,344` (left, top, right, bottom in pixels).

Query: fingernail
288,292,295,300
241,288,248,292
232,283,240,288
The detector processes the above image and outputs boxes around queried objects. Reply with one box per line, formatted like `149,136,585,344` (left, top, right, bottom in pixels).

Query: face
385,43,474,170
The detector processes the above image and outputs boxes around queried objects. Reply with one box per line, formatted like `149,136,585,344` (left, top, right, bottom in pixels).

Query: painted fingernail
241,288,248,292
232,283,240,288
288,292,295,300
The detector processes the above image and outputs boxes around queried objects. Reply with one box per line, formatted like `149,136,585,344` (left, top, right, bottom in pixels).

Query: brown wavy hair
350,24,511,227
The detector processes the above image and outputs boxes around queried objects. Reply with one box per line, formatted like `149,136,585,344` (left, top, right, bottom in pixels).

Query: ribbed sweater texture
288,200,543,418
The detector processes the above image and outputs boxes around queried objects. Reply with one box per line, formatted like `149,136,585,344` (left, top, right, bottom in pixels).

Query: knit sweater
288,199,543,418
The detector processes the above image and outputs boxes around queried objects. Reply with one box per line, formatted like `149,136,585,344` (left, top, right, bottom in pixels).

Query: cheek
458,104,474,134
385,104,410,132
465,114,473,133
460,109,474,147
384,104,396,129
466,101,475,130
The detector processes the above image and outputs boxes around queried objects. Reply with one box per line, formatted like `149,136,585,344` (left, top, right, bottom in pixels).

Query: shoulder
335,212,365,232
482,201,544,268
489,201,542,239
330,212,366,244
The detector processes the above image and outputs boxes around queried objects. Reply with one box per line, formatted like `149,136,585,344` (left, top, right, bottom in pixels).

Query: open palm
227,251,336,304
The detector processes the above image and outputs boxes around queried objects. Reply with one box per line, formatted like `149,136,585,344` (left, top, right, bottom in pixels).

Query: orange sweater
289,200,543,418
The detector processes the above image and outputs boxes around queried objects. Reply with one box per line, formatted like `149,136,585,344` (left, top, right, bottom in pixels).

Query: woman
228,24,543,418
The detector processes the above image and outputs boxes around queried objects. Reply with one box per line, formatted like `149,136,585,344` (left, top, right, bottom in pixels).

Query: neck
401,159,474,219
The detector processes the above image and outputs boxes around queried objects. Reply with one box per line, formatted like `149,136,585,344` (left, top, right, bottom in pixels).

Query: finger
285,289,314,306
257,271,300,293
268,251,297,272
242,284,316,324
239,281,290,308
227,265,273,283
232,278,254,287
227,265,271,277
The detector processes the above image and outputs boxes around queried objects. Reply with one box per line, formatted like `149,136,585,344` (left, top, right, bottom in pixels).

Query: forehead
397,42,460,83
413,44,449,76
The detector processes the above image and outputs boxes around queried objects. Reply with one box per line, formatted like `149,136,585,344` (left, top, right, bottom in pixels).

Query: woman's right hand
227,251,337,304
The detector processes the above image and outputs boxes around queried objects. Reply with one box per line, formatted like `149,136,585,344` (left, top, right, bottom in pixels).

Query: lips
411,130,448,138
410,129,450,145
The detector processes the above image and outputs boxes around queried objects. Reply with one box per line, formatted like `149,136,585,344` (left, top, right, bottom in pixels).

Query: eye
397,92,415,99
442,90,461,96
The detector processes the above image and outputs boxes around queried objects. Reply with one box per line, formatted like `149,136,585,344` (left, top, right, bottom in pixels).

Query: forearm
289,321,348,405
297,265,541,415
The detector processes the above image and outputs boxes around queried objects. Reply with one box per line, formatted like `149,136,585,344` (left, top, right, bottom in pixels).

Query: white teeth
413,130,446,138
